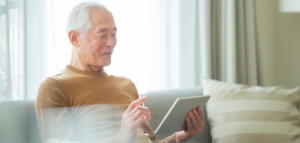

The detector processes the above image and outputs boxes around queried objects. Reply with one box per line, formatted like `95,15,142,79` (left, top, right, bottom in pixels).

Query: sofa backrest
142,87,212,143
0,100,42,143
0,86,211,143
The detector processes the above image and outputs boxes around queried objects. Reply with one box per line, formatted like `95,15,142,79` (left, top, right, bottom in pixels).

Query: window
0,0,24,100
47,0,165,94
1,0,204,100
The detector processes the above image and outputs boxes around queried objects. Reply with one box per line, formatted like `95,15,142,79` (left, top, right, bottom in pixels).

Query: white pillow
202,78,300,143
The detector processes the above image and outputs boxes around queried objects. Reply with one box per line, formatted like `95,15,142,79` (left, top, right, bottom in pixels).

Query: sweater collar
66,65,108,76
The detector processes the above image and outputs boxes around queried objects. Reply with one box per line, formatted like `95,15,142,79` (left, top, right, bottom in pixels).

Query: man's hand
175,107,204,143
116,96,151,143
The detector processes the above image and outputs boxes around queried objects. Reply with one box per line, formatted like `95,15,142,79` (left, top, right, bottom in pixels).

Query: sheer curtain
47,0,178,94
0,0,210,99
1,0,201,101
0,0,47,100
0,0,262,100
0,0,24,101
158,0,262,86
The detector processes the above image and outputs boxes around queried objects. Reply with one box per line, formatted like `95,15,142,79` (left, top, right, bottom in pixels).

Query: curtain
48,0,198,93
200,0,262,86
47,0,166,94
0,0,47,101
0,0,262,101
0,0,24,101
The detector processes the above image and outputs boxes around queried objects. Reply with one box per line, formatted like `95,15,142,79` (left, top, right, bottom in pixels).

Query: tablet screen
154,95,210,135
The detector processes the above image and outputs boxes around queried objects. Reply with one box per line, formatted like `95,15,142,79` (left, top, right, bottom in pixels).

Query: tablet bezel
154,95,210,135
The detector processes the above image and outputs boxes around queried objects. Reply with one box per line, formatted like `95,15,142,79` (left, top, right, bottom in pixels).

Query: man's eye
100,35,107,37
112,34,116,37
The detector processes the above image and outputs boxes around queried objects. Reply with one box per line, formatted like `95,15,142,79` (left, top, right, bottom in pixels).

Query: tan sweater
36,65,176,143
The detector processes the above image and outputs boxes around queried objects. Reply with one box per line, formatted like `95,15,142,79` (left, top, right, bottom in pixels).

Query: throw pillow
202,78,300,143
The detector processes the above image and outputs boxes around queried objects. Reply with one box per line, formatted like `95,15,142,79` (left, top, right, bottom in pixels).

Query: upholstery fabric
202,78,300,143
0,86,211,143
143,86,212,143
0,100,42,143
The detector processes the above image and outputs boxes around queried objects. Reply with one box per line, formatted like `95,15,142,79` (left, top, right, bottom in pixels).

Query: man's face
78,8,117,67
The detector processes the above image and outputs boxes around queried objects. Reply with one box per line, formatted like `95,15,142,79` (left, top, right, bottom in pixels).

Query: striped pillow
201,79,300,143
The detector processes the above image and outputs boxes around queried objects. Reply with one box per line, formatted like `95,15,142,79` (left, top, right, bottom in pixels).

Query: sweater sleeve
35,77,75,143
142,124,177,143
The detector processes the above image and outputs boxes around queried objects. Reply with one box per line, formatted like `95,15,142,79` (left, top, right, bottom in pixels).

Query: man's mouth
102,52,112,55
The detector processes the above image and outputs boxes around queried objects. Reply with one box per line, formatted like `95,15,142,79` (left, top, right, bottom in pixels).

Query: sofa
0,87,211,143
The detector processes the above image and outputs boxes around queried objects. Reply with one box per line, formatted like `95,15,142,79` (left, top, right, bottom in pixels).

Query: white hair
66,1,107,36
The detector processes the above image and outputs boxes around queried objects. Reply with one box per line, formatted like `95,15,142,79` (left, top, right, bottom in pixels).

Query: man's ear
68,31,80,47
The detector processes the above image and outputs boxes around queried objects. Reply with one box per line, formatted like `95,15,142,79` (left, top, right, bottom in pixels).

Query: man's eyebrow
98,29,107,33
96,28,117,33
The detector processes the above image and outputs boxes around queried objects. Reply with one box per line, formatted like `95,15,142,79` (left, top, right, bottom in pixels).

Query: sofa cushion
0,100,42,143
143,87,212,143
0,87,210,143
202,79,300,143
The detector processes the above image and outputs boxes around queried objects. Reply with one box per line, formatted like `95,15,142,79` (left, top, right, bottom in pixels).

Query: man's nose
105,34,114,47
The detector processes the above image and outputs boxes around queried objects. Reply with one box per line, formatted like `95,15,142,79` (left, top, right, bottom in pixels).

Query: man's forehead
90,8,114,21
90,9,117,32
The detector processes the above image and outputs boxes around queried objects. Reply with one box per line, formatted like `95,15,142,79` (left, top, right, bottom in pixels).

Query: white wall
256,0,300,87
256,0,277,86
275,12,300,86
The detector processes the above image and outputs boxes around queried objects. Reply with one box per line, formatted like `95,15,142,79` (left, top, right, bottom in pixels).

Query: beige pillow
201,79,300,143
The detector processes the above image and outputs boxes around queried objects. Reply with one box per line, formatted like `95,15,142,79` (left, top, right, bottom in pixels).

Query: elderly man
36,2,204,143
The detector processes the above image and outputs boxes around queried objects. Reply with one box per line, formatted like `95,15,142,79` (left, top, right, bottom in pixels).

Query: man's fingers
186,117,193,131
197,107,203,119
133,117,150,127
189,112,198,131
141,118,150,126
130,106,151,120
197,107,204,126
131,109,151,121
126,96,147,113
193,109,201,124
129,106,151,120
131,106,150,113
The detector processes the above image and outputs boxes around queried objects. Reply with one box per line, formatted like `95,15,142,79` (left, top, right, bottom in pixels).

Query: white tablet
154,95,210,135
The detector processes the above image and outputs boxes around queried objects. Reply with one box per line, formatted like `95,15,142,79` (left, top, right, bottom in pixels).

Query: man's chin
100,61,112,67
104,63,111,67
91,59,111,67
